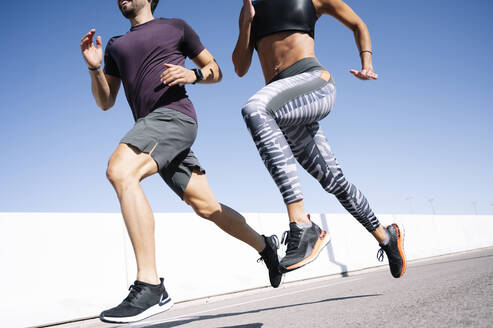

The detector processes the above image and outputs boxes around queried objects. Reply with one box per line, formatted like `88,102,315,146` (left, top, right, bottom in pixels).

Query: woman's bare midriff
256,31,331,84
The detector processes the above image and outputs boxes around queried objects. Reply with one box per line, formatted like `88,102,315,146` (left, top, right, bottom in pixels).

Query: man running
233,0,406,277
80,0,281,323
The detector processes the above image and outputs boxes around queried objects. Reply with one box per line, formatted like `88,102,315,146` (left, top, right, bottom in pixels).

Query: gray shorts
121,107,205,199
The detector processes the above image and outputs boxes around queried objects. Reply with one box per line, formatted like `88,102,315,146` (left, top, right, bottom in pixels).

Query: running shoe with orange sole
279,217,330,273
377,223,406,278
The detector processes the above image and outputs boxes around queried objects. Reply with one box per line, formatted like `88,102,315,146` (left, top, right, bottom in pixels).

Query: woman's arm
316,0,378,80
232,0,255,77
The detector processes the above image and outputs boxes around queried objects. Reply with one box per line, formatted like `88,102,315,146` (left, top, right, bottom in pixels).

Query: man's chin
120,8,136,19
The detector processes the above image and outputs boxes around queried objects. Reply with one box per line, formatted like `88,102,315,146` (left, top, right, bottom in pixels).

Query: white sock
381,228,390,246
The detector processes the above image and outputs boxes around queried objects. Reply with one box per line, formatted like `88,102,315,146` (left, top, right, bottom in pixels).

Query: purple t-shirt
104,18,205,122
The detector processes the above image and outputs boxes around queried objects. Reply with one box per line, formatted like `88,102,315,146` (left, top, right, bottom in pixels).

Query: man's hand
160,64,197,86
350,68,378,80
81,29,103,69
241,0,255,24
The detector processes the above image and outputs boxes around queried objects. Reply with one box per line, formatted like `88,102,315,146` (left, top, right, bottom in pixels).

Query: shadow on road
320,214,349,277
126,294,381,328
218,324,263,328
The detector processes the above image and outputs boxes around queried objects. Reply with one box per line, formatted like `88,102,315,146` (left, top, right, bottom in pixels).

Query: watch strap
192,68,203,84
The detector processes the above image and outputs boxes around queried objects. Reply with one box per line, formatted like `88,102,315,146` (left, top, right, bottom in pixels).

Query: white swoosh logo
159,294,170,306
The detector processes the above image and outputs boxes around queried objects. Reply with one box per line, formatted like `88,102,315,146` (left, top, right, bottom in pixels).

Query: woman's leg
241,102,304,207
241,71,332,215
241,71,333,272
243,70,405,277
283,122,382,234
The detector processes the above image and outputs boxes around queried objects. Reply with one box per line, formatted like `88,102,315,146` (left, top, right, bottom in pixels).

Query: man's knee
187,198,221,222
106,162,124,186
106,159,136,188
183,171,222,221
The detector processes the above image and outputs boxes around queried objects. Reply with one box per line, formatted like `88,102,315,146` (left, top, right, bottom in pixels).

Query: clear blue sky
1,1,492,215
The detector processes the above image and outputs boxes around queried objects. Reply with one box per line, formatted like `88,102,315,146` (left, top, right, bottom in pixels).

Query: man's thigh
182,170,219,210
159,149,206,199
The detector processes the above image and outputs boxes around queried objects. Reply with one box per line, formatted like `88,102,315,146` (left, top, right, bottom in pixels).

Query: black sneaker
279,218,330,273
258,235,283,288
100,278,173,323
377,223,406,278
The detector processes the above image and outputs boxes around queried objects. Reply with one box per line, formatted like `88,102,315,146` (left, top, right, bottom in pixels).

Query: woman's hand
241,0,255,24
349,68,378,80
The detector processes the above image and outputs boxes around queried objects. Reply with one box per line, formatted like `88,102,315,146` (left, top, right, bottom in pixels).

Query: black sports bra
251,0,318,46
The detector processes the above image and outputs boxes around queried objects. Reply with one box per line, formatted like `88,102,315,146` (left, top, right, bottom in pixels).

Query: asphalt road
53,247,493,328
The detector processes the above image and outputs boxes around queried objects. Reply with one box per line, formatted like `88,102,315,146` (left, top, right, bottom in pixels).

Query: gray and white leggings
242,70,380,232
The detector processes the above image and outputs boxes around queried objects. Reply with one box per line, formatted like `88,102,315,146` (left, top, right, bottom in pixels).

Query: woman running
233,0,405,278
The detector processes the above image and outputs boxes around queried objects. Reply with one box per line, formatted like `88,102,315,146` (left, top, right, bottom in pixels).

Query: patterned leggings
241,71,380,232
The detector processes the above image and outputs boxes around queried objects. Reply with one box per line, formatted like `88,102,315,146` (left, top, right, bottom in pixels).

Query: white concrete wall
1,212,492,328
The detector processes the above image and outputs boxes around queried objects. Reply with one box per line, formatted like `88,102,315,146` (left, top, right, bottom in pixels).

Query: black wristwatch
192,68,203,84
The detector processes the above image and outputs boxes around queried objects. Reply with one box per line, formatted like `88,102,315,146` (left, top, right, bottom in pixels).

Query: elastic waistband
269,57,325,84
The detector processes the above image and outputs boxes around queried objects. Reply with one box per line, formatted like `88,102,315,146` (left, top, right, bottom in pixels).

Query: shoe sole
100,297,174,323
281,229,331,273
264,235,283,288
395,223,407,278
387,223,407,278
270,271,284,288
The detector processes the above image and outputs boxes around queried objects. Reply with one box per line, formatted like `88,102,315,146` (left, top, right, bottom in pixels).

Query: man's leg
106,143,160,285
182,170,283,288
101,143,174,323
183,170,265,253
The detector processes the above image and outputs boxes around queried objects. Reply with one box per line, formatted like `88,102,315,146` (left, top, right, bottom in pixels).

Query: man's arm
191,49,222,84
160,49,222,86
317,0,378,80
80,29,121,110
88,69,121,111
232,0,255,77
